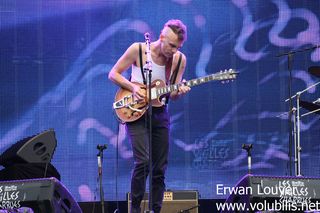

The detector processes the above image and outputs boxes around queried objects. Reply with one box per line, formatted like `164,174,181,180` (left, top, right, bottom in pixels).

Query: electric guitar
113,69,238,123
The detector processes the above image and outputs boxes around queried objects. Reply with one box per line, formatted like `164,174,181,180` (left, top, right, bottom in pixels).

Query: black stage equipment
0,129,60,181
127,190,199,213
224,174,320,213
0,177,82,212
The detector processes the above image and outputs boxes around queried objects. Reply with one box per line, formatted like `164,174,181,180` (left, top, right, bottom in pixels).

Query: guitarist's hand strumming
132,84,146,102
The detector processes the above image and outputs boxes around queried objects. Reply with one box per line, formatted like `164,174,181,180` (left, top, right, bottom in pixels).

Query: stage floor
78,199,223,213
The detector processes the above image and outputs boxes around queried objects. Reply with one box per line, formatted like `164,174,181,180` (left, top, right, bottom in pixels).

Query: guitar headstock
216,69,238,83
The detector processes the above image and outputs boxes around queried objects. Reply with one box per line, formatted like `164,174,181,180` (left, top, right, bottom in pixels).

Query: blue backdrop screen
0,0,319,201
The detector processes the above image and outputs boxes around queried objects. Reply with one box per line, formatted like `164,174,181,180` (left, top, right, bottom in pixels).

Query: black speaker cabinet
0,129,57,167
0,177,82,213
127,190,199,213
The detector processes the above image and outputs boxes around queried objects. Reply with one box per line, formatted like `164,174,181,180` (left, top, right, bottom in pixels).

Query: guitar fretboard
156,70,236,97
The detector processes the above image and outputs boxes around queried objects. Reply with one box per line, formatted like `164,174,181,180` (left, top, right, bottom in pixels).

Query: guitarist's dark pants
126,106,169,213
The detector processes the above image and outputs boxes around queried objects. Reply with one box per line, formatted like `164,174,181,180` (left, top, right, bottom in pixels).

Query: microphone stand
97,144,108,213
276,44,320,176
242,144,253,174
144,32,154,213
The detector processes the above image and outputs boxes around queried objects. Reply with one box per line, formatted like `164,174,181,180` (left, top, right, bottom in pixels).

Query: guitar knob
161,97,167,105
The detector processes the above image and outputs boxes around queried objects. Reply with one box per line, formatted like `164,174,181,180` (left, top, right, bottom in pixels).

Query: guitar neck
156,72,229,97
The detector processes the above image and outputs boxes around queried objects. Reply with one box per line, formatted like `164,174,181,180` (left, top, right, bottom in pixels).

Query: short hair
164,19,187,42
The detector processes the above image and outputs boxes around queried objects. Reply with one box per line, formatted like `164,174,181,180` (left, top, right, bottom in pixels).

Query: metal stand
144,32,154,213
286,81,320,176
97,144,107,213
242,144,253,174
296,93,302,176
277,44,320,176
292,107,299,176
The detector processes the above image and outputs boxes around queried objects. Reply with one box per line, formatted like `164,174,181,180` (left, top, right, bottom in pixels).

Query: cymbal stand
286,81,320,176
296,93,302,176
292,107,298,176
277,44,320,176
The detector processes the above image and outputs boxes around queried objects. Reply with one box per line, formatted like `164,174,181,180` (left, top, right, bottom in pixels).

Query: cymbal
308,66,320,78
300,100,320,115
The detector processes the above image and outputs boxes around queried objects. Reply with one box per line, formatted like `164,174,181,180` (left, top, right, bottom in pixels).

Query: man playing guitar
108,19,190,213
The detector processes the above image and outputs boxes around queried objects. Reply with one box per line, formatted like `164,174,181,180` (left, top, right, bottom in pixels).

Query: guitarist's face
160,27,183,58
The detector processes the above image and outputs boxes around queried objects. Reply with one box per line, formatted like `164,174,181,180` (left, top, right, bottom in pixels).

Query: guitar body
114,80,167,123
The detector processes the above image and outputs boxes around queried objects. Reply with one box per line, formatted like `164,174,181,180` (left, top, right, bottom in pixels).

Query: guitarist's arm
108,43,145,100
170,52,191,100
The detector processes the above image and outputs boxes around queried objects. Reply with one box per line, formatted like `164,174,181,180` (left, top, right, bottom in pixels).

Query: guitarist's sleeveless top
130,59,166,84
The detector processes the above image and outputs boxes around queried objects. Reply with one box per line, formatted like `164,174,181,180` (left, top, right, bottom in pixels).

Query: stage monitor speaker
224,174,320,213
0,177,82,213
127,190,199,213
0,129,57,167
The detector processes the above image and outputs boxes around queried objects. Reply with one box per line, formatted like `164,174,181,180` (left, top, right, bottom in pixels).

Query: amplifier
127,190,199,213
224,174,320,213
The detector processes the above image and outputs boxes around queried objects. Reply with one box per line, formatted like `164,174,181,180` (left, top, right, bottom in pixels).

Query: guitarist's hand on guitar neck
170,79,191,100
178,79,191,95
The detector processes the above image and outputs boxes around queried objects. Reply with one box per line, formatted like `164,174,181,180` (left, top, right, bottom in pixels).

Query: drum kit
285,66,320,176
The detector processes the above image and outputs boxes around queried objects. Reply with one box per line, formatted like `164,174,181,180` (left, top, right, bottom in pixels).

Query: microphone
97,144,107,151
242,144,253,152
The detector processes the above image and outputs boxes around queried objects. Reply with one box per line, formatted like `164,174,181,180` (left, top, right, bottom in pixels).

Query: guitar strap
139,43,147,85
170,53,182,85
165,53,182,104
